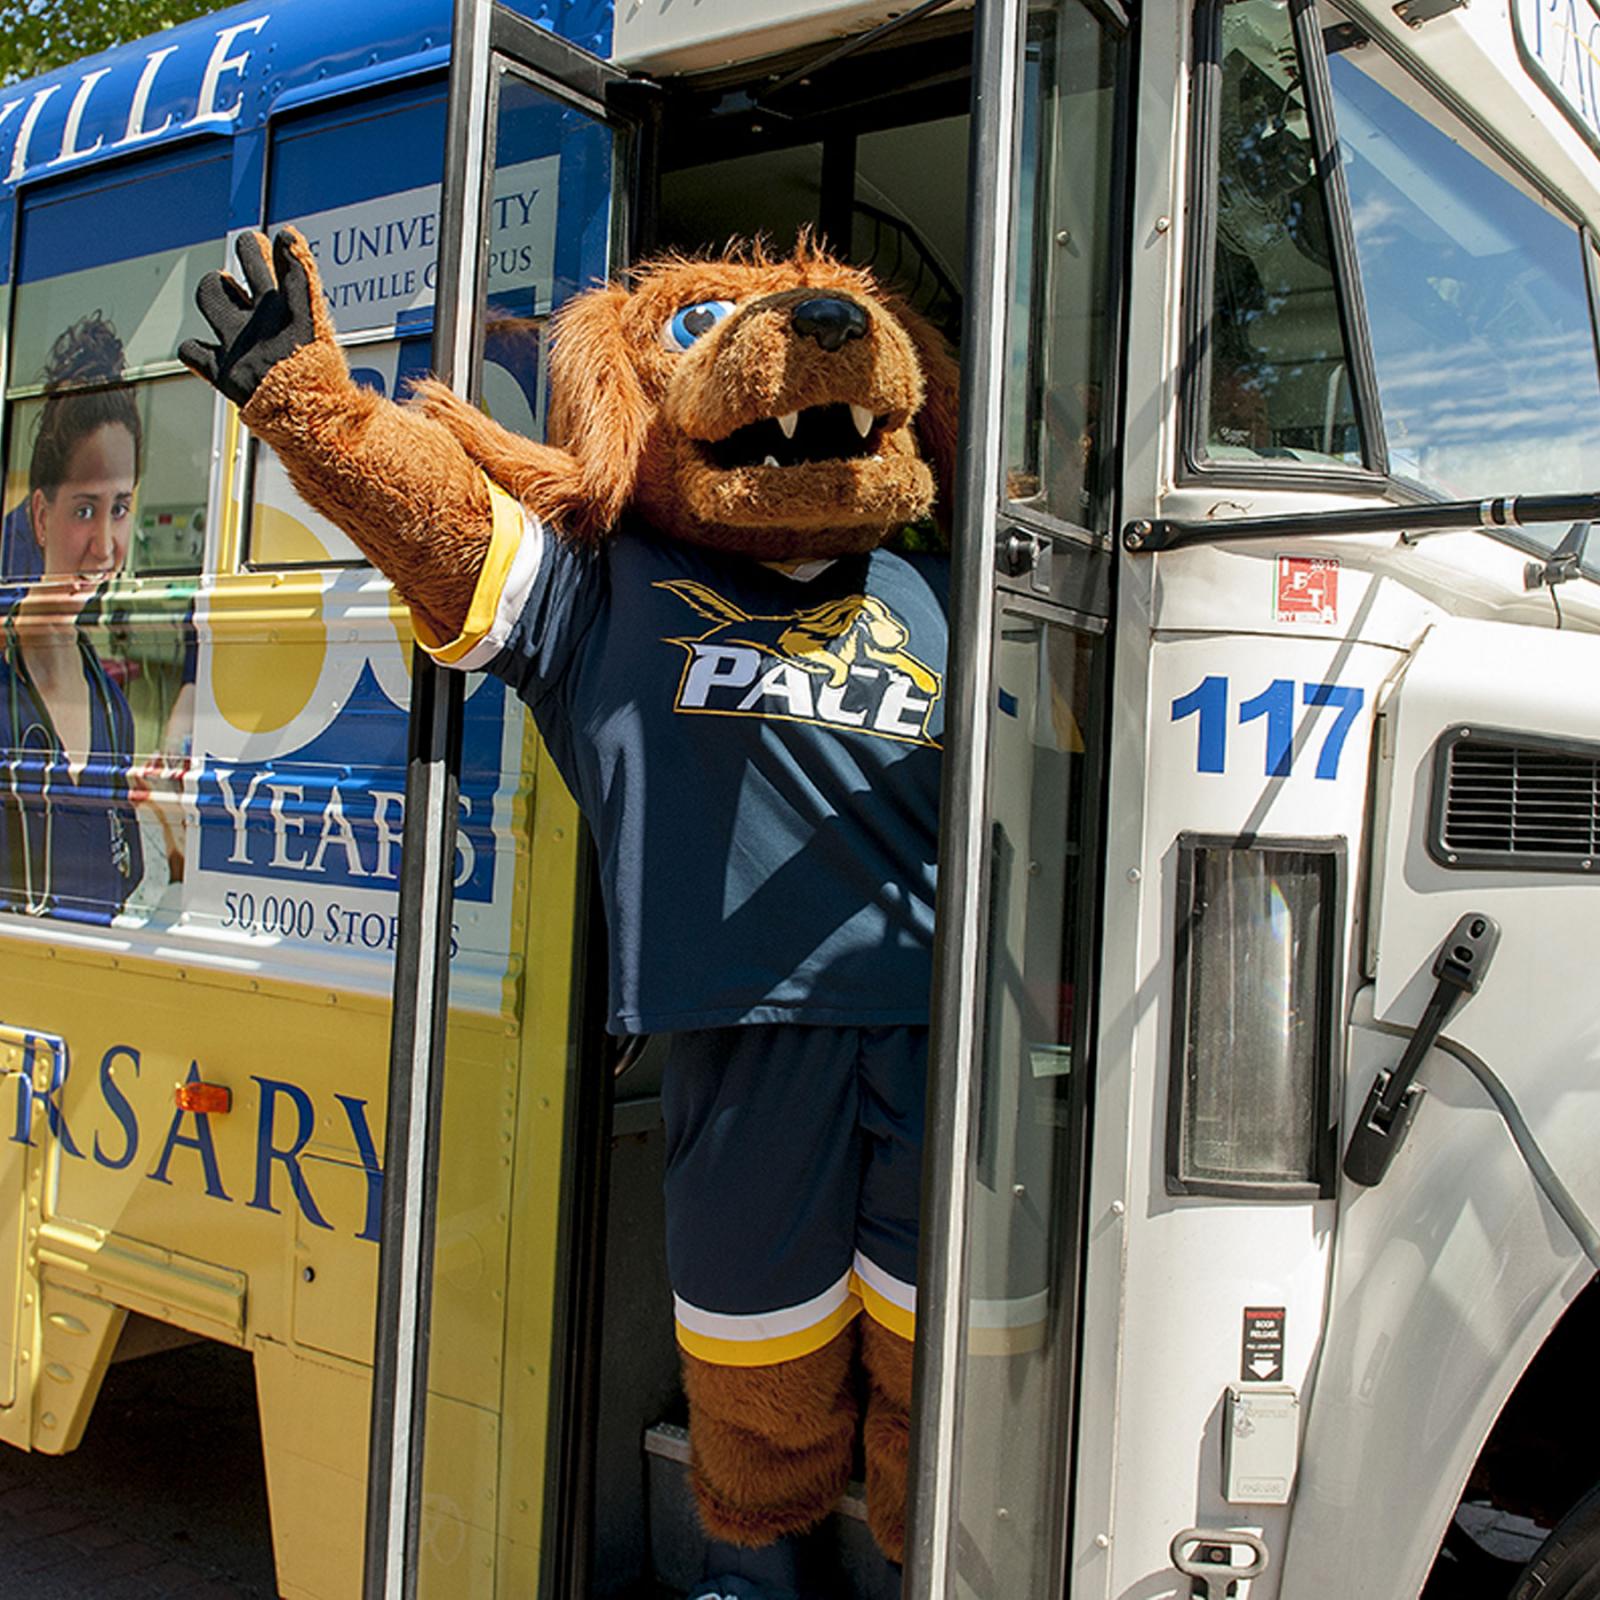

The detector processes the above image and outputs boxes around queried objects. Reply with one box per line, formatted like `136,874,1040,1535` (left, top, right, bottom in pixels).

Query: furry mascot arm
180,228,584,645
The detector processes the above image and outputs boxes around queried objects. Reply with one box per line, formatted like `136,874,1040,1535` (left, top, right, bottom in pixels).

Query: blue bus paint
0,0,614,194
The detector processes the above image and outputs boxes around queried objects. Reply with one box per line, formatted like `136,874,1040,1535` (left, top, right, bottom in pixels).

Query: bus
0,0,1597,1593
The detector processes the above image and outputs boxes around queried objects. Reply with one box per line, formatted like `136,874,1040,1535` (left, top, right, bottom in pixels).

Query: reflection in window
954,616,1098,1596
1006,1,1124,530
1328,43,1600,498
1202,0,1360,466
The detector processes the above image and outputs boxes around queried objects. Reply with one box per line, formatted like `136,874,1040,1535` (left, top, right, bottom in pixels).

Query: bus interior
574,16,974,1596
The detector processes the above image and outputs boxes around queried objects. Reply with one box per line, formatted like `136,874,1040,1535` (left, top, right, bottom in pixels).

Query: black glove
179,229,322,407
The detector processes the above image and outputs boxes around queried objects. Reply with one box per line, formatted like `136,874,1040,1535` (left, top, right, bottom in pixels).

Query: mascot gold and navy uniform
182,228,957,1600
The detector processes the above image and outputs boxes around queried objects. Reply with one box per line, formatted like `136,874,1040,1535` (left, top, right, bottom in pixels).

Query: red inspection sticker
1276,555,1339,625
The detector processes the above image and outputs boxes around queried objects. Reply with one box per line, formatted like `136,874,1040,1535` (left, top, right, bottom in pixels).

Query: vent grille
1440,736,1600,867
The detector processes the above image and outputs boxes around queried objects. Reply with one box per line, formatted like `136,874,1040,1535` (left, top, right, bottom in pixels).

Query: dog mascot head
420,239,960,561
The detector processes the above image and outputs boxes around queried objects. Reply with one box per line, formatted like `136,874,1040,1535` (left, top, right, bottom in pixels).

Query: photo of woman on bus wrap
0,315,147,924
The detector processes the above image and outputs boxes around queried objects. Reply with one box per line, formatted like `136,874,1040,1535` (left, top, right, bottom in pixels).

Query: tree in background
0,0,236,85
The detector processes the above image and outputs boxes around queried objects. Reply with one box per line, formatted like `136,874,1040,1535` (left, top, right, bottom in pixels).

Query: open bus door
363,2,640,1595
907,0,1124,1592
366,0,1129,1590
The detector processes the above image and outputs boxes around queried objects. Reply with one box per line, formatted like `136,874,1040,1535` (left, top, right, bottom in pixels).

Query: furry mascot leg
860,1316,915,1564
681,1324,858,1550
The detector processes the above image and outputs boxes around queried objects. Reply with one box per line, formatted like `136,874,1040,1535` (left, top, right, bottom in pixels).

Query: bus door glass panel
955,611,1100,1595
943,0,1120,1589
1005,0,1124,530
1197,0,1363,468
415,59,619,1598
0,147,218,933
254,82,449,567
1319,10,1600,499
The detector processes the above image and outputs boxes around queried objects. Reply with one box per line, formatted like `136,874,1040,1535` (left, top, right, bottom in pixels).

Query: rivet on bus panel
175,1082,232,1115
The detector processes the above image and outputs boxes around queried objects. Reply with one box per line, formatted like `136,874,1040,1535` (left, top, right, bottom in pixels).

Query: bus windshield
1326,26,1600,511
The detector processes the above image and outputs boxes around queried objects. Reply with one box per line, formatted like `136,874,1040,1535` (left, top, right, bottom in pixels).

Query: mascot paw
180,227,333,407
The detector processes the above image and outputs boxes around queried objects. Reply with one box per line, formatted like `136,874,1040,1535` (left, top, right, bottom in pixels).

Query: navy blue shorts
662,1024,926,1367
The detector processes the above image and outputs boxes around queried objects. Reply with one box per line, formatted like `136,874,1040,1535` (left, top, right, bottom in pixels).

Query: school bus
1,0,1600,1595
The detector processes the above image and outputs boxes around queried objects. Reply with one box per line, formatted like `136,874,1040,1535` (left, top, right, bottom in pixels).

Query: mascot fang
182,228,957,1600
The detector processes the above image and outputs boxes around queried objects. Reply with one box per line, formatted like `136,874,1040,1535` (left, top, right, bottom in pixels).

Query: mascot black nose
791,296,869,352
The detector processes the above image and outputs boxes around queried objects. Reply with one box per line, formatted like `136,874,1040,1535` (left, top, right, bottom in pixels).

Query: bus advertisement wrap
0,126,557,1013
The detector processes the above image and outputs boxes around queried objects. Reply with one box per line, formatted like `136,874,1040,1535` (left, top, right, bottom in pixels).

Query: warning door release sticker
1242,1306,1286,1382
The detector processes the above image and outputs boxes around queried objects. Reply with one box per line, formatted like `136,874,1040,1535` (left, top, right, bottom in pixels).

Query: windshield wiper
1123,490,1600,554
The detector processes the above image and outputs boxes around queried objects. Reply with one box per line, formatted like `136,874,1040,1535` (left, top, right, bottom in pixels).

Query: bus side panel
1282,618,1600,1597
1108,619,1399,1599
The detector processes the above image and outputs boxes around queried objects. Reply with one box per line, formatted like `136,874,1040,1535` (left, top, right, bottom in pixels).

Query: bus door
910,0,1127,1594
363,3,638,1596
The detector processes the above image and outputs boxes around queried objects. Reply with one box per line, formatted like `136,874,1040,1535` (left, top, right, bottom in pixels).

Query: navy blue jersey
0,634,144,924
451,511,947,1034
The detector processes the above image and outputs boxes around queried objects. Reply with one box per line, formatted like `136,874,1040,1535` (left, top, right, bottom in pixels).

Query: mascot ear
890,300,961,543
548,283,653,542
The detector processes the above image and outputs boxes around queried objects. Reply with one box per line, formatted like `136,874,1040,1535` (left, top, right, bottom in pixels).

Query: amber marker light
174,1082,232,1115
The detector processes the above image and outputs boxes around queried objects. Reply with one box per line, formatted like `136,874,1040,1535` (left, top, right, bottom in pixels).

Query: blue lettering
12,1033,84,1157
248,1077,331,1229
335,1095,384,1244
149,1062,231,1200
95,1045,141,1170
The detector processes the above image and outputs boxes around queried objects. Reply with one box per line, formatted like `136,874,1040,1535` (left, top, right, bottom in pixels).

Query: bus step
644,1423,901,1599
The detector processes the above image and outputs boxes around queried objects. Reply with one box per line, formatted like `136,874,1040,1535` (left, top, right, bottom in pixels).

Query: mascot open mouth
703,403,889,471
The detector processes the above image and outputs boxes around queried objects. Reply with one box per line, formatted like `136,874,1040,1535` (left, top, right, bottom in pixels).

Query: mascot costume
181,228,957,1600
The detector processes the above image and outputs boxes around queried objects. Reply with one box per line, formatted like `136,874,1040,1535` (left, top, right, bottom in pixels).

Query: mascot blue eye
662,300,734,352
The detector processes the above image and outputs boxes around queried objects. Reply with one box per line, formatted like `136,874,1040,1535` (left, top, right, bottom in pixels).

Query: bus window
1321,16,1600,501
3,145,224,584
1004,0,1124,534
0,145,220,928
251,82,448,567
252,74,565,565
1194,0,1363,470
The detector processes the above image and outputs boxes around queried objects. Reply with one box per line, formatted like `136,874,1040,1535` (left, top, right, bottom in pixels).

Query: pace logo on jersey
657,579,942,746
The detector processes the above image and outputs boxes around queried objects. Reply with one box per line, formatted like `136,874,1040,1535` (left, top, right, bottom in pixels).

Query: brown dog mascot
181,228,957,1600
